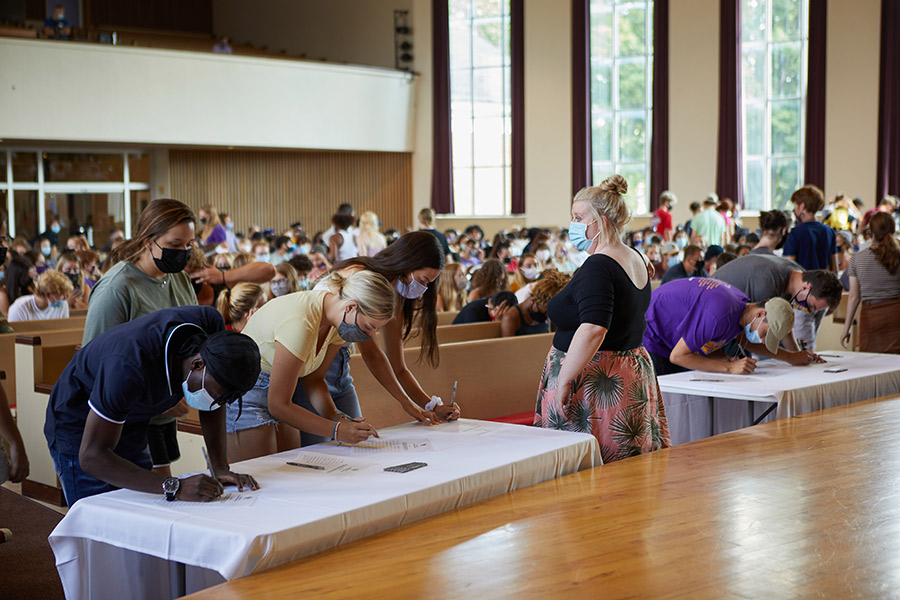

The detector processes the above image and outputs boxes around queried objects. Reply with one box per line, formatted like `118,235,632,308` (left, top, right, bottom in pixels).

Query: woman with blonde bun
215,282,266,332
534,174,670,463
227,270,397,461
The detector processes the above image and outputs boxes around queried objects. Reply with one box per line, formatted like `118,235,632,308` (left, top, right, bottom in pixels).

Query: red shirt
654,208,673,237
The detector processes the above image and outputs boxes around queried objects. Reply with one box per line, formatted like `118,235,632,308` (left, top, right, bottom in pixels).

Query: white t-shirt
8,294,70,322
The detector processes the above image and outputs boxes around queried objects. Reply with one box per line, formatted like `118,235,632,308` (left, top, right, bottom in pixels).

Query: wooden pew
0,317,85,408
16,331,83,505
401,321,502,348
351,333,553,429
436,311,459,326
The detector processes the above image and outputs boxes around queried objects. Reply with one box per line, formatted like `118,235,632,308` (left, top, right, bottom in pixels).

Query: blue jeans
50,445,152,506
226,347,361,445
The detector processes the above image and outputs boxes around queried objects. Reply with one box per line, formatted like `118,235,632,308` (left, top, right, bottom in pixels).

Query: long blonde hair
200,204,222,241
320,270,396,320
573,174,631,241
216,282,266,330
356,211,387,257
437,263,466,312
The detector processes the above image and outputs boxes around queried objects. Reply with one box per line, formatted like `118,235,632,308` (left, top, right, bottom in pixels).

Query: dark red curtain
716,0,743,207
571,0,592,196
649,0,669,211
431,0,454,213
804,0,827,188
510,0,525,214
876,0,900,200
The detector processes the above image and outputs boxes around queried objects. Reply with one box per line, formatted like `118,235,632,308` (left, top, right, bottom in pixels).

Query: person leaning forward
44,305,261,505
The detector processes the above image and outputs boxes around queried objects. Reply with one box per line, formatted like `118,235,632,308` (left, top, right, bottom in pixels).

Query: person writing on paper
227,271,394,461
643,278,795,375
44,306,261,505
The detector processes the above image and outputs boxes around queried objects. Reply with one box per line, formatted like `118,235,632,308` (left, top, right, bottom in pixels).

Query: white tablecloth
49,419,599,600
658,351,900,444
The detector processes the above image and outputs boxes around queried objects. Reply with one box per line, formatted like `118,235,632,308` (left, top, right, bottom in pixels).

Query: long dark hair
869,212,899,275
335,231,444,366
5,254,34,303
111,199,196,266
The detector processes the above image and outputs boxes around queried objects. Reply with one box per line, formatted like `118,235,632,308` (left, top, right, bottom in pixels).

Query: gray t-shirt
82,261,197,345
712,253,801,303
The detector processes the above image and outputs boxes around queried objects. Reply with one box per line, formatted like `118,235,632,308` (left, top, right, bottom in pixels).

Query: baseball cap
763,298,794,354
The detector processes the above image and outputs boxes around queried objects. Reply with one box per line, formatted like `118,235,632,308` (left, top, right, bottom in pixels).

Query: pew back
352,333,552,429
401,321,502,348
0,320,84,405
436,311,459,326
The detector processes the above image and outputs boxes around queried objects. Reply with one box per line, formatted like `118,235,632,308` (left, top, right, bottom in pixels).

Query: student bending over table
643,278,794,375
227,270,396,461
44,306,261,505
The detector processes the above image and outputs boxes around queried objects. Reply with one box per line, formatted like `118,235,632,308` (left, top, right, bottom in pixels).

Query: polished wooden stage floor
186,395,900,599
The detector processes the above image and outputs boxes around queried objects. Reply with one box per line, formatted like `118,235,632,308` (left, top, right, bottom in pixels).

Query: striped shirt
846,247,900,301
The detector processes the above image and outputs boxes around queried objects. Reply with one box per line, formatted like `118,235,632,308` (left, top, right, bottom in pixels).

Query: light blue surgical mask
51,224,61,234
41,246,52,256
667,256,679,268
182,366,220,412
675,236,688,249
567,220,597,252
744,315,763,345
50,299,65,308
395,276,428,299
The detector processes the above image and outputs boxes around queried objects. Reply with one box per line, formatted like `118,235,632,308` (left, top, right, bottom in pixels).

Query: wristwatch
162,477,180,501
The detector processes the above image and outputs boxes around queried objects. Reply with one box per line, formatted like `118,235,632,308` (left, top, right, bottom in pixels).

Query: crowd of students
0,178,898,502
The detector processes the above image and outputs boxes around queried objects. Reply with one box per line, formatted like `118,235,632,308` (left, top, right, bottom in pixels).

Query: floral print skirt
533,345,671,464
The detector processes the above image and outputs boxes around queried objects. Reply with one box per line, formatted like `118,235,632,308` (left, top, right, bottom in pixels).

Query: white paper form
348,438,434,453
286,451,375,474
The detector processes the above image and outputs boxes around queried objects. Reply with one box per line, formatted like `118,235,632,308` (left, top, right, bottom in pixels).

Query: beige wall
824,0,881,206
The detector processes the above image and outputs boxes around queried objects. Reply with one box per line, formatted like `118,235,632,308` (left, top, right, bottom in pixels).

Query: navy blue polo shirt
44,306,224,459
783,221,836,270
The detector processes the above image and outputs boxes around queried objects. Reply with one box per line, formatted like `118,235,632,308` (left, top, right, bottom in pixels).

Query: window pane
45,153,124,182
772,0,801,41
453,168,473,215
744,158,766,211
618,60,646,108
473,168,504,215
473,67,505,106
12,152,37,182
745,102,765,157
474,0,502,17
0,152,6,180
618,113,646,162
450,0,469,20
128,154,150,183
592,161,614,187
742,46,766,100
617,6,646,57
771,157,800,210
451,69,473,102
591,62,613,110
473,18,504,67
591,9,613,59
46,192,125,249
13,190,38,241
771,100,801,155
617,163,646,214
742,0,767,43
130,190,151,235
771,42,801,98
451,124,473,168
592,112,613,162
473,117,504,167
449,21,472,70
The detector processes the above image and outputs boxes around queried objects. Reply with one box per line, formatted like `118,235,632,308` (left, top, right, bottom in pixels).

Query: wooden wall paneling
167,150,413,238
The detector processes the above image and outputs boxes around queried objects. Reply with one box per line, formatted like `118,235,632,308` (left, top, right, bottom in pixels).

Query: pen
201,446,224,493
286,461,325,470
451,380,458,408
690,379,725,382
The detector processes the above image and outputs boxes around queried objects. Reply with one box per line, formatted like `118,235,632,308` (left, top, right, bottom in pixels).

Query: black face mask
153,240,190,274
0,247,6,264
200,218,208,226
64,272,80,286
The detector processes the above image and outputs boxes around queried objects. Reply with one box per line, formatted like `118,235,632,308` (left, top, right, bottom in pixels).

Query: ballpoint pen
451,380,458,409
286,462,325,470
201,446,224,494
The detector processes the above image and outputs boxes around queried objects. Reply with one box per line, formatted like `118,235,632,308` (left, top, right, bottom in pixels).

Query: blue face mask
744,315,763,345
51,224,61,234
182,367,220,412
50,299,65,308
667,256,679,268
675,237,688,248
396,276,428,299
42,246,52,256
568,220,597,252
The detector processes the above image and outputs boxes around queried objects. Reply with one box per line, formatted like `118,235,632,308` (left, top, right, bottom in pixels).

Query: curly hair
469,258,508,299
529,269,571,307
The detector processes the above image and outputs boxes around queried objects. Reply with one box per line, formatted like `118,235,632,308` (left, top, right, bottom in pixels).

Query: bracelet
424,396,443,412
332,420,341,441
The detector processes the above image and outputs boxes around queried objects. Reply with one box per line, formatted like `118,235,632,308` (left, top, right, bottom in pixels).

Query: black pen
450,380,458,408
286,461,325,471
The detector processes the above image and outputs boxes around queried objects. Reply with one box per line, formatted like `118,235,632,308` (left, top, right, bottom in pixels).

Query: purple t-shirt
643,278,749,357
204,224,227,246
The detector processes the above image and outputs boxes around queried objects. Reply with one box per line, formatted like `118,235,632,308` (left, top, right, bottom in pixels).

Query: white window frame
448,0,512,218
590,0,654,215
1,148,150,240
740,0,809,212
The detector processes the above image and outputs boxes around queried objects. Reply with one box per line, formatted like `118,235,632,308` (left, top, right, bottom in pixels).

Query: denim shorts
226,348,362,441
226,371,277,433
50,445,152,506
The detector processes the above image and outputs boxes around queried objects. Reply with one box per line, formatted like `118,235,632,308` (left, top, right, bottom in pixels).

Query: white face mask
182,367,220,412
521,266,540,280
535,250,550,262
396,276,428,299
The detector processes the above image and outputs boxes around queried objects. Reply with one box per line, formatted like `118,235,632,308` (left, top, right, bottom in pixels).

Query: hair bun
600,174,628,196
